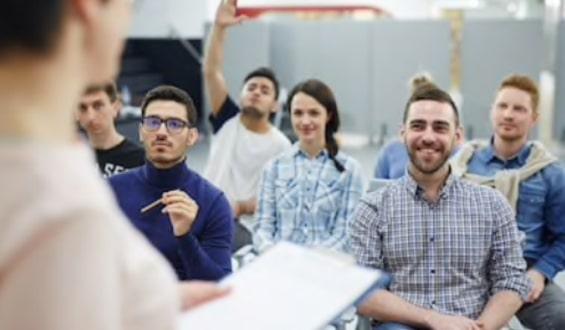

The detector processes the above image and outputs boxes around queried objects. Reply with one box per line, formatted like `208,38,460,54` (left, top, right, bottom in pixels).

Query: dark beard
407,147,451,175
241,106,267,120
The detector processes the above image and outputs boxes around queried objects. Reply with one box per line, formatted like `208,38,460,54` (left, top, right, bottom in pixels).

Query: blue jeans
374,323,418,330
516,282,565,330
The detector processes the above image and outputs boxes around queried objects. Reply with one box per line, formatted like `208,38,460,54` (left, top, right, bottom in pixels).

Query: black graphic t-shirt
96,138,145,178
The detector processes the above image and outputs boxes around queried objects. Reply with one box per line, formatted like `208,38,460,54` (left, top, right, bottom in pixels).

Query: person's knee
517,287,565,329
552,308,565,327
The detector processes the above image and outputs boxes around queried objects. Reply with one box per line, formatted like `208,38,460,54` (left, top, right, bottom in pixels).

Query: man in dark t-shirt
76,82,145,177
95,138,145,177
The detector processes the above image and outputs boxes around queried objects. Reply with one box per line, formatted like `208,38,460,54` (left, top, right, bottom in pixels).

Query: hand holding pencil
141,190,199,237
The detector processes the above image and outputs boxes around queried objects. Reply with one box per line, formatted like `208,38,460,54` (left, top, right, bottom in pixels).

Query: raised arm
203,0,247,115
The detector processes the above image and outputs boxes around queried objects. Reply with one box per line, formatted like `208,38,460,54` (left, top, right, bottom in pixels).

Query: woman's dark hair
0,0,67,56
286,79,344,172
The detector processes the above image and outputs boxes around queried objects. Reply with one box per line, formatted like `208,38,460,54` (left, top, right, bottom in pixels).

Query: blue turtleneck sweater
109,160,233,281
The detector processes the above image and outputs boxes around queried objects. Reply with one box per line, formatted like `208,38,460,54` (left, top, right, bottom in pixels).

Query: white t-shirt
0,142,179,330
204,114,291,216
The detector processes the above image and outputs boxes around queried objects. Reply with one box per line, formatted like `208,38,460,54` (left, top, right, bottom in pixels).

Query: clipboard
179,242,389,330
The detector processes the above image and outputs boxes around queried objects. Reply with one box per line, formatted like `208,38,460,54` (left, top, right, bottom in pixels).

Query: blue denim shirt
466,141,565,280
373,140,408,179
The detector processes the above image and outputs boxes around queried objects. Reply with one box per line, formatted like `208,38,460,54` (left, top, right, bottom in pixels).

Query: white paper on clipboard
179,242,388,330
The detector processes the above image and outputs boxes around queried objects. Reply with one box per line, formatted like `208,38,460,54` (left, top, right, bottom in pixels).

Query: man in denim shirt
455,75,565,329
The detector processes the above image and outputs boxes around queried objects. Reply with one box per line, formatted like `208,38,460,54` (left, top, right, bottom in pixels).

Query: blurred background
117,0,565,175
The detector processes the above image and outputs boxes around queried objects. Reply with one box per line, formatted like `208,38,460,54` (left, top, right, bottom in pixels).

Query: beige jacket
450,140,557,211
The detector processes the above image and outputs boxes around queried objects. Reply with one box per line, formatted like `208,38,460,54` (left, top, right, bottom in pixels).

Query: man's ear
455,125,465,145
112,100,122,120
270,100,281,114
186,128,199,147
138,125,143,142
531,110,539,125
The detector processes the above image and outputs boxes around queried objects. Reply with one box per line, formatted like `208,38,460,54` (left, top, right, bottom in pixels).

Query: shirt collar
403,166,457,200
142,158,190,189
478,137,532,166
291,142,329,160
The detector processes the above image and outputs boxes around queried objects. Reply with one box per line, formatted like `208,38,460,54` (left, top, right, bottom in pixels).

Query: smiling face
402,100,461,177
491,86,537,144
140,100,198,169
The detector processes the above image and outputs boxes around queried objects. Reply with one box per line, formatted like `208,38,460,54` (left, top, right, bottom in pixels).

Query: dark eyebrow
146,115,186,121
408,119,427,125
514,104,526,111
433,120,450,127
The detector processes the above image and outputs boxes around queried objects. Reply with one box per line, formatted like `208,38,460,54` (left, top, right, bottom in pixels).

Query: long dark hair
286,79,344,172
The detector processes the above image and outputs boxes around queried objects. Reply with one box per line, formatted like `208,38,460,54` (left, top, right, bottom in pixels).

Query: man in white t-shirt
203,0,291,248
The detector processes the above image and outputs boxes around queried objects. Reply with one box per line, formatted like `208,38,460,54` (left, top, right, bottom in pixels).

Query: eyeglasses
141,116,191,135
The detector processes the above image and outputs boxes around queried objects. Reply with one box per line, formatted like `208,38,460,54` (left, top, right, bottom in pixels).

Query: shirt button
430,237,435,242
430,269,436,274
431,300,436,305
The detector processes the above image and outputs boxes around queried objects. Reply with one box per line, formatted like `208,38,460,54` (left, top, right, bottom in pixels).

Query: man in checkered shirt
349,82,531,330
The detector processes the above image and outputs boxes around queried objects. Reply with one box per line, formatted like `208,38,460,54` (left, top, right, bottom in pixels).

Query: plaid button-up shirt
349,171,531,319
254,144,364,253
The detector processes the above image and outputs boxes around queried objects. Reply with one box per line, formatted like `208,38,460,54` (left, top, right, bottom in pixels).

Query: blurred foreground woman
0,1,225,329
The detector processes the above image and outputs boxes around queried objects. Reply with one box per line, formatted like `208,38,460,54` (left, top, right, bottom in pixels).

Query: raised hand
215,0,248,29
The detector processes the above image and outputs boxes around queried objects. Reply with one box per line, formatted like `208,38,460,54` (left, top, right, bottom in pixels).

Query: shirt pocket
517,183,546,217
445,214,491,272
315,181,344,233
274,178,300,229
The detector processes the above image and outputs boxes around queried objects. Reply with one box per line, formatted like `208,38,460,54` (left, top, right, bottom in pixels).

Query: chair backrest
367,178,392,193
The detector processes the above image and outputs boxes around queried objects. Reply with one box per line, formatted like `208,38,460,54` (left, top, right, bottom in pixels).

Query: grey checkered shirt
349,172,531,319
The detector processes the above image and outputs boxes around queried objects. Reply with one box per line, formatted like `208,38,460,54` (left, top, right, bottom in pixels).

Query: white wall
129,0,207,38
127,0,546,38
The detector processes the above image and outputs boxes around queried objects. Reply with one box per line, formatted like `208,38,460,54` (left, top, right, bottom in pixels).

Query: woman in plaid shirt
253,79,364,253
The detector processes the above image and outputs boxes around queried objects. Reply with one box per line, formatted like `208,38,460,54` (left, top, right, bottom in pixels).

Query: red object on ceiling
236,5,390,18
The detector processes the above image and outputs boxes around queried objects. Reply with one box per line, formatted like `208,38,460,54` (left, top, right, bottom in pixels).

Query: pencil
140,198,163,213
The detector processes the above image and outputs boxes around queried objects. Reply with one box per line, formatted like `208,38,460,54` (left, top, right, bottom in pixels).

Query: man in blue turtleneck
109,85,233,281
